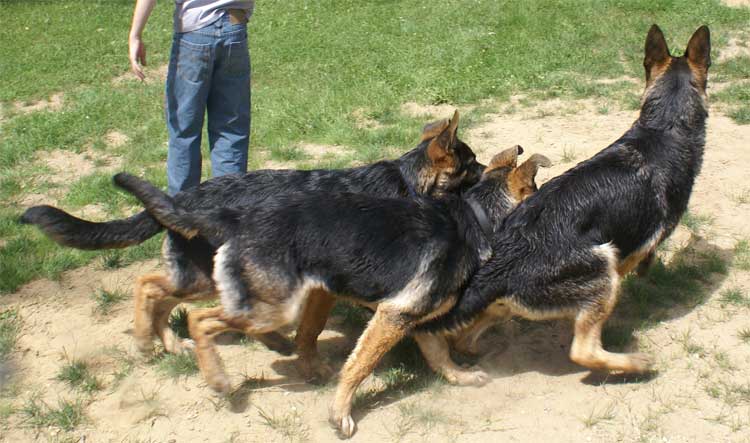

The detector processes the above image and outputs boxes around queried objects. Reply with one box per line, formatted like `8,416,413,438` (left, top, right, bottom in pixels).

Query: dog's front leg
329,308,408,439
414,333,489,386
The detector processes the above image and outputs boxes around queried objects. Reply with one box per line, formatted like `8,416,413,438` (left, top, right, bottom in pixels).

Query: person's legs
165,28,215,195
207,15,250,178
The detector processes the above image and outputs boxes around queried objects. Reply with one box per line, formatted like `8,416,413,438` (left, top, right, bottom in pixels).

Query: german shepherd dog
113,146,550,438
20,112,483,361
421,25,711,378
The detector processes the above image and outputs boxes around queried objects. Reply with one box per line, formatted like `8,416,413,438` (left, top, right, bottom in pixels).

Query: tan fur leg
133,273,174,354
329,308,408,438
187,307,236,394
414,333,489,386
569,280,654,374
452,304,511,356
294,289,336,383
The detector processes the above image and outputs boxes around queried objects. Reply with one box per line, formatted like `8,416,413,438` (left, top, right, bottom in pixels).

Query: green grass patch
56,360,101,393
91,288,128,315
738,327,750,344
153,353,198,378
735,239,750,271
680,211,713,233
168,307,191,340
719,287,750,307
0,309,20,360
20,396,85,431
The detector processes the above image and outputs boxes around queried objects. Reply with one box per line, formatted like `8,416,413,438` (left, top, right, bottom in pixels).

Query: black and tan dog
112,146,550,438
422,25,711,377
20,112,482,362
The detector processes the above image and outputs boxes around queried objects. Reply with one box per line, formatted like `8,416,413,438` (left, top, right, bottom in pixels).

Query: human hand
129,35,147,81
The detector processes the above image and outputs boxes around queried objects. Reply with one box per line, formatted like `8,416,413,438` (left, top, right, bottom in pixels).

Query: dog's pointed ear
420,118,450,142
685,25,711,71
644,24,670,82
486,145,523,171
512,153,551,185
427,110,460,163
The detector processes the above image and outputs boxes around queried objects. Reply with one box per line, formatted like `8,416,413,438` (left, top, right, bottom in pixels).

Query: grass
582,403,617,428
735,239,750,271
56,360,101,393
91,288,128,315
168,307,191,340
1,1,749,293
680,211,713,233
20,395,85,431
738,327,750,344
561,146,578,163
0,309,20,360
153,353,198,378
719,287,750,308
257,406,310,443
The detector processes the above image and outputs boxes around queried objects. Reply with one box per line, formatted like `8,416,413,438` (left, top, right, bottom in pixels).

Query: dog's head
415,111,484,197
643,24,711,97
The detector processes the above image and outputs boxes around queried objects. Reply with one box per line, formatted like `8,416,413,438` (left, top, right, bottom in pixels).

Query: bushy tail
112,173,201,240
19,206,163,250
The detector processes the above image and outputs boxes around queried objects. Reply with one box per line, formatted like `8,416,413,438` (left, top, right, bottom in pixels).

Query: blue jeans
166,13,251,196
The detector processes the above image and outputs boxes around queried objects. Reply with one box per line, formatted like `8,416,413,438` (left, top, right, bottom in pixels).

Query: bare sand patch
104,130,130,149
13,92,63,115
722,0,750,6
112,64,169,86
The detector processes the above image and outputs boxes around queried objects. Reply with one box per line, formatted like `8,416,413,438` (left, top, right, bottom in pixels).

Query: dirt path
2,102,750,442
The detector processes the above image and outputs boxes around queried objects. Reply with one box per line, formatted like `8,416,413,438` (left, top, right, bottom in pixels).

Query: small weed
0,401,13,425
730,106,750,125
91,288,127,315
100,251,124,269
257,406,310,442
168,307,191,340
597,103,610,115
57,360,101,393
0,309,20,360
582,402,616,428
107,348,135,385
398,402,452,431
681,211,712,233
676,330,706,357
738,327,750,344
21,396,85,431
713,351,734,372
153,353,198,378
561,146,578,163
719,288,750,308
735,239,750,271
733,189,750,205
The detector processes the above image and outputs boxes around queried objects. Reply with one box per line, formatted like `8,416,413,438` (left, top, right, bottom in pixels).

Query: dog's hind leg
134,273,178,354
414,333,489,386
569,269,654,374
329,307,409,438
451,304,511,356
189,304,289,394
294,289,336,383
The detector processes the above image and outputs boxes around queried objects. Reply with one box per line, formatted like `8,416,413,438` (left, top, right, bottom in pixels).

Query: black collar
466,198,493,240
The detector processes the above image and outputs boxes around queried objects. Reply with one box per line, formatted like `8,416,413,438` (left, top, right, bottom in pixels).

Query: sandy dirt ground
2,95,750,443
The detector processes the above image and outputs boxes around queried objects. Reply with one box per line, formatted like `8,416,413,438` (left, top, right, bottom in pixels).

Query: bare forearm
129,0,157,39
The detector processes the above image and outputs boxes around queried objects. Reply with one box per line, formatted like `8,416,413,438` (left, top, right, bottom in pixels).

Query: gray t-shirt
174,0,255,32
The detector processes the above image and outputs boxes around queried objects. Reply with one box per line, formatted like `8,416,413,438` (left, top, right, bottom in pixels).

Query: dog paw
296,357,335,384
452,367,490,387
134,336,154,356
206,374,232,395
626,353,655,374
328,409,356,439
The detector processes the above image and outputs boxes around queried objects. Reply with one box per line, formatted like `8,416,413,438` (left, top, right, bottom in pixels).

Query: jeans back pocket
173,38,211,83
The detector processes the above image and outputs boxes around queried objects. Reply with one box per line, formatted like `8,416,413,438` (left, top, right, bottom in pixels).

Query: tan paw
624,353,655,374
328,408,356,439
296,357,335,384
134,335,154,355
450,367,490,386
206,374,232,395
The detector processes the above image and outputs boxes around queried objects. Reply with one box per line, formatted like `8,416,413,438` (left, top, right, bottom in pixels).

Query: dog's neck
637,67,708,139
462,171,517,233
